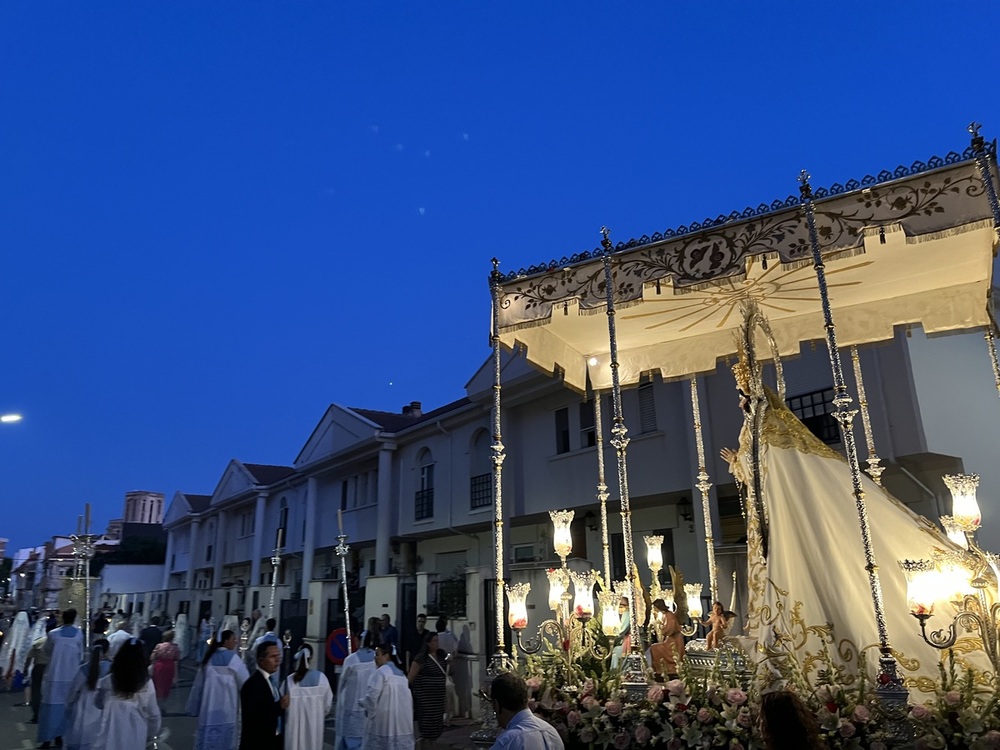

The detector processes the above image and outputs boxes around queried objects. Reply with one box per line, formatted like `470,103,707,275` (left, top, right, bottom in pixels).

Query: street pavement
0,658,481,750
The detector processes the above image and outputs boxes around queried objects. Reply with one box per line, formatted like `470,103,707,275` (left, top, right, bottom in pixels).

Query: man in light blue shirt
490,672,564,750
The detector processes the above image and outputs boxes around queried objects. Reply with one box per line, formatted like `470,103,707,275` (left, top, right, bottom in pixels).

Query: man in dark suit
239,641,289,750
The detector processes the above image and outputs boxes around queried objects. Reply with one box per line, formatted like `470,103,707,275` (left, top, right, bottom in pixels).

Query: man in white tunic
106,618,132,659
37,608,85,749
490,673,563,750
334,631,377,750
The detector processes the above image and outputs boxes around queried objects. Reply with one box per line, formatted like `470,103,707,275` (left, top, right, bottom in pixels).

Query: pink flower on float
943,690,962,707
579,728,595,744
673,711,689,727
566,710,581,727
647,684,664,704
525,677,542,691
605,699,622,717
736,709,752,728
665,679,685,697
910,703,931,720
697,707,712,723
634,724,652,745
725,688,747,706
581,678,595,695
838,719,856,738
851,705,871,723
613,731,631,750
581,695,597,711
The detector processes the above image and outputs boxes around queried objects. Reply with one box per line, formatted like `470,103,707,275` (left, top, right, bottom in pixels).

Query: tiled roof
243,463,296,486
351,397,472,433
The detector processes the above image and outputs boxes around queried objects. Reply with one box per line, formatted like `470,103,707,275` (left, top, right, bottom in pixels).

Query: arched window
469,430,491,509
416,448,434,520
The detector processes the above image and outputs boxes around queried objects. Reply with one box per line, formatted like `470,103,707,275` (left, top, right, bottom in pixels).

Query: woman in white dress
92,639,161,750
282,643,334,750
360,644,414,750
187,629,250,750
65,639,111,750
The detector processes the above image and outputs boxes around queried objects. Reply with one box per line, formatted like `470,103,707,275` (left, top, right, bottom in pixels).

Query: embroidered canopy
497,146,1000,392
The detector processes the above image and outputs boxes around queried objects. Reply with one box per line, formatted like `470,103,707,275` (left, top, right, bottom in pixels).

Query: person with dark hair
187,630,249,749
759,689,824,750
139,617,163,663
334,626,378,750
92,639,161,749
238,642,289,750
64,638,111,750
407,631,447,747
37,608,84,748
360,643,413,750
402,613,428,672
149,629,181,706
489,672,563,749
281,643,332,750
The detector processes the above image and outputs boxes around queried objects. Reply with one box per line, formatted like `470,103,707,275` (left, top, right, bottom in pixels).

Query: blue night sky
1,2,997,552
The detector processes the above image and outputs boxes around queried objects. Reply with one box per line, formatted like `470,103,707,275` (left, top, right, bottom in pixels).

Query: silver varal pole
799,170,909,735
593,387,612,589
336,533,353,654
471,258,511,746
600,228,648,700
269,527,285,619
689,377,718,602
850,346,884,485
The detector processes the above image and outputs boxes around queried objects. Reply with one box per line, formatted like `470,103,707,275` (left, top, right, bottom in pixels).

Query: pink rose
910,703,931,720
566,710,581,727
666,679,685,696
525,677,541,691
697,707,712,723
726,688,747,706
944,690,962,707
981,730,1000,750
737,709,752,727
581,695,597,711
673,711,688,727
634,724,652,745
613,731,631,750
647,684,665,704
851,705,870,723
578,728,595,744
605,699,622,717
839,719,856,738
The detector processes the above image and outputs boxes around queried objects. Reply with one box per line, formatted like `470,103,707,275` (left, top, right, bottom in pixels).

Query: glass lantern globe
505,582,531,630
549,510,575,560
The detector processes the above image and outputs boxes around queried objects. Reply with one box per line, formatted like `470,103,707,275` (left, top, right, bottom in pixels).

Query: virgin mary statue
724,305,990,695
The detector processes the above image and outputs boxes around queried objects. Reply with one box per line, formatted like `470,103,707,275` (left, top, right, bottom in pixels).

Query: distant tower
123,490,165,525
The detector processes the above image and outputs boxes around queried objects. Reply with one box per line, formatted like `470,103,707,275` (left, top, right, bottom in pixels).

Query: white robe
65,660,112,750
187,648,250,750
360,664,414,750
283,669,334,750
740,389,992,693
38,624,85,742
334,649,376,750
0,611,31,676
92,675,161,750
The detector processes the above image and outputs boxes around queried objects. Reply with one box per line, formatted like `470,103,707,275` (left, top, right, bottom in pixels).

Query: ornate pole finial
970,122,986,152
600,226,613,252
798,169,813,199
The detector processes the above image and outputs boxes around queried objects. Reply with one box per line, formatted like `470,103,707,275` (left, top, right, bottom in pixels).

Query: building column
213,511,226,587
186,519,201,591
250,492,267,587
162,529,175,591
302,478,318,591
375,444,396,575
